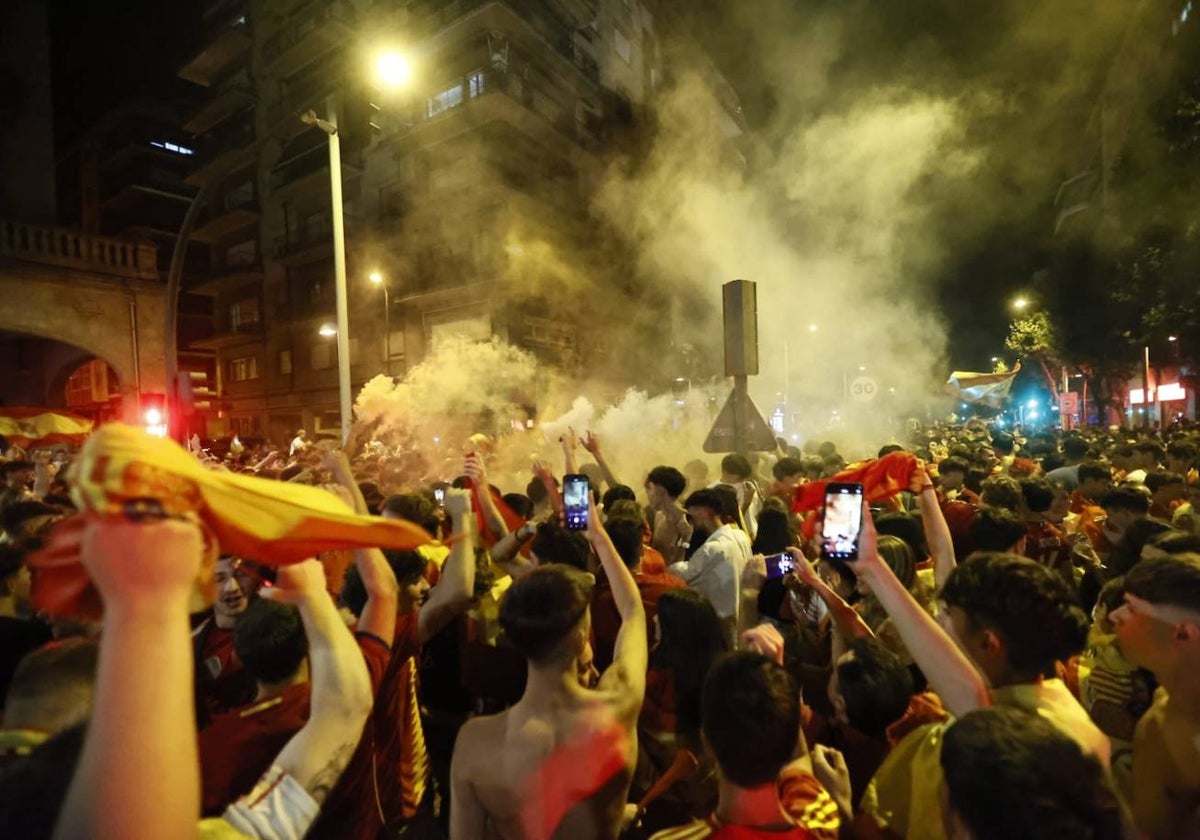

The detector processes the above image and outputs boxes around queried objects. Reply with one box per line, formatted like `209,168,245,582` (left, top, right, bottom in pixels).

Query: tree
1004,311,1060,396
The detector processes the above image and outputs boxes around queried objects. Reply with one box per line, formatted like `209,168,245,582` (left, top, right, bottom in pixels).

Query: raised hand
581,431,602,456
81,517,204,606
259,559,328,607
443,486,472,522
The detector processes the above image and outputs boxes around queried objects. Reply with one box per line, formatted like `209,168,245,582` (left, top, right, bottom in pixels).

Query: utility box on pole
723,279,759,377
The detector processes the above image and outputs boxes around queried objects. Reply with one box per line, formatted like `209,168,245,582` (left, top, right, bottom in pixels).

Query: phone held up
820,482,865,562
563,473,590,531
763,552,796,581
434,487,446,508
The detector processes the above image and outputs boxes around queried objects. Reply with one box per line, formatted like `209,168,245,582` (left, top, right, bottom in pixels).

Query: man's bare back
452,682,638,840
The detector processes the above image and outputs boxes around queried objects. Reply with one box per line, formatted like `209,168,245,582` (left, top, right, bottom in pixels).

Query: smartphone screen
763,552,795,580
821,482,864,562
434,487,445,507
563,474,589,531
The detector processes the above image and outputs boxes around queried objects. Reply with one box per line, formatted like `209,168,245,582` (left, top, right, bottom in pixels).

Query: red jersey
194,618,255,724
309,613,423,838
591,569,686,672
198,632,391,817
1022,520,1072,576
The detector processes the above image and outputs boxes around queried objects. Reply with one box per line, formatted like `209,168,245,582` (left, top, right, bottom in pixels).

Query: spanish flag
31,424,433,619
944,361,1021,409
0,407,93,448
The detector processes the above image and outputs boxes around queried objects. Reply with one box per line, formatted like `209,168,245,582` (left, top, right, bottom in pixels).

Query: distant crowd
0,417,1198,839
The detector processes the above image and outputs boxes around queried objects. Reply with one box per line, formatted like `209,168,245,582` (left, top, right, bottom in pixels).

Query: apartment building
179,0,725,442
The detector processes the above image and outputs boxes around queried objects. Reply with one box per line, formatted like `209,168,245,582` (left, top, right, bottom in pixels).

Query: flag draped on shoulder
0,407,94,447
944,361,1022,409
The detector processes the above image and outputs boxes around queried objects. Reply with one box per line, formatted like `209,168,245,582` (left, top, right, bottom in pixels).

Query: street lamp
1012,297,1029,311
302,50,412,443
318,323,338,337
370,270,391,374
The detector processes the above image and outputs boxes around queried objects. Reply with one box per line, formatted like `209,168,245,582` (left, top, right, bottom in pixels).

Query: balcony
184,75,256,134
0,219,158,281
261,0,356,78
178,5,252,87
190,255,263,296
273,215,334,266
192,197,261,244
191,319,265,351
100,161,196,211
186,117,257,187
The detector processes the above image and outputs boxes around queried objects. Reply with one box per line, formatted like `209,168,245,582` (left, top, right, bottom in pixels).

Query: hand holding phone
820,482,865,562
763,552,796,581
563,474,589,531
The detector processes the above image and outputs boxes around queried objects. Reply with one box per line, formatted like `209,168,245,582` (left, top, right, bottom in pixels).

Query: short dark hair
1,500,59,538
499,564,593,665
940,553,1088,680
234,599,308,684
526,478,549,505
1133,441,1164,462
0,460,33,476
1077,462,1111,485
970,506,1026,553
341,549,429,615
530,523,590,571
646,466,686,499
1062,436,1090,460
980,475,1022,512
941,707,1123,840
502,493,535,520
938,456,968,477
992,433,1015,456
604,518,644,570
772,457,805,481
4,639,98,733
605,499,647,528
684,488,726,516
381,493,439,534
874,512,928,560
877,444,905,458
1144,471,1186,494
837,637,914,739
1099,486,1151,516
601,484,637,512
0,543,25,582
1167,440,1198,464
1020,477,1054,514
1147,529,1200,556
720,454,752,479
702,652,800,788
1124,553,1200,615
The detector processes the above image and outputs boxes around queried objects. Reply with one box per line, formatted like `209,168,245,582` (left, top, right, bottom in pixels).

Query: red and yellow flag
0,407,93,447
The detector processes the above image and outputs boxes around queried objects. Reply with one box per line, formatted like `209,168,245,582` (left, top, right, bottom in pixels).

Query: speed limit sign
850,376,878,403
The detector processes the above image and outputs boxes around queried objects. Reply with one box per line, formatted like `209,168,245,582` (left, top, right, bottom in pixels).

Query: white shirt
668,524,752,621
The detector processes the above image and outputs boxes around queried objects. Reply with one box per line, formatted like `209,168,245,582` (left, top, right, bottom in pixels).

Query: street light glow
808,324,818,333
1026,398,1038,408
1013,297,1029,310
376,51,412,88
369,271,383,285
318,323,338,337
1169,335,1178,342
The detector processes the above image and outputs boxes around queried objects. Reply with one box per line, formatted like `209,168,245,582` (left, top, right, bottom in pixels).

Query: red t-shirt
592,570,686,672
309,613,422,839
198,632,392,818
1022,520,1070,570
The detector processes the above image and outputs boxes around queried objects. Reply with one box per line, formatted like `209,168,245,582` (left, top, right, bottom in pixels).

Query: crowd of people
0,415,1199,839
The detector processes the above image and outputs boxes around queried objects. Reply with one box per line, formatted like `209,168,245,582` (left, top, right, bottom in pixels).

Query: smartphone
820,482,865,562
563,473,590,531
763,552,795,581
434,487,445,508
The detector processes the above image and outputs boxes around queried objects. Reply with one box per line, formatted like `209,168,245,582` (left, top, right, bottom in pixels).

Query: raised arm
260,560,374,804
560,428,579,477
320,449,369,515
591,498,647,706
849,501,991,717
491,519,537,579
352,547,399,642
465,453,508,541
912,462,957,588
787,548,874,644
419,487,476,645
54,518,204,840
581,431,620,490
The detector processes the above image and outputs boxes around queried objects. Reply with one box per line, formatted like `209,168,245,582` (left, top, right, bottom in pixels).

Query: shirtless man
450,499,646,839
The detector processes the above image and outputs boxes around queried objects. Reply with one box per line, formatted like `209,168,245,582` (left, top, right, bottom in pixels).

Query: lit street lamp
1012,297,1029,311
303,50,412,442
318,323,338,338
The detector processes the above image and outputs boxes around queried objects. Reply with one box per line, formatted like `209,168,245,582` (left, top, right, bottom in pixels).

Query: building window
279,349,293,375
225,239,257,269
468,70,486,99
150,140,195,155
311,343,332,370
427,82,464,118
613,28,632,63
229,355,259,382
230,297,260,330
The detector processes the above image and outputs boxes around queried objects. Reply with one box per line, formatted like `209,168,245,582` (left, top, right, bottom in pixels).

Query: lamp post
301,50,412,443
369,270,390,375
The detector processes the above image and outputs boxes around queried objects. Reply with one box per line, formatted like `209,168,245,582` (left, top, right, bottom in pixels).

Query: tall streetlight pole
370,270,390,375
